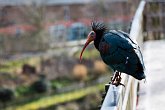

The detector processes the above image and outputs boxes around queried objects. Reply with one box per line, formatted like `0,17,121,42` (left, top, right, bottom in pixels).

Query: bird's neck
94,33,104,50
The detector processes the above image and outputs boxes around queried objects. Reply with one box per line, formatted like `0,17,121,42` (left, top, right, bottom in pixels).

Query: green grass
7,83,104,110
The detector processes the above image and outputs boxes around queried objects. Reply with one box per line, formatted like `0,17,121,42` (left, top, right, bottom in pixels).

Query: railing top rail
130,0,146,42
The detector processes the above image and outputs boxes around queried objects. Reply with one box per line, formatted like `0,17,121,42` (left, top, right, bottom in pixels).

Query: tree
18,1,46,29
18,1,49,51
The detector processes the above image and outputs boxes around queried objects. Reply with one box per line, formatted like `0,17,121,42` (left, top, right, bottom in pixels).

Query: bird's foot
110,72,125,87
111,81,125,87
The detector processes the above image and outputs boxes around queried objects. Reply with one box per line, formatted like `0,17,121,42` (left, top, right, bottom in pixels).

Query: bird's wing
109,30,138,49
117,30,145,70
108,30,145,70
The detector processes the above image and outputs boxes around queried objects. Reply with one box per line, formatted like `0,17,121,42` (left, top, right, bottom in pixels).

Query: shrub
94,60,107,74
0,88,14,103
30,80,49,93
16,85,30,96
72,64,88,81
51,82,63,90
22,64,36,74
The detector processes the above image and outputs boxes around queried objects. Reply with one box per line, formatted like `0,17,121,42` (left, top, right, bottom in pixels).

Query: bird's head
80,21,107,62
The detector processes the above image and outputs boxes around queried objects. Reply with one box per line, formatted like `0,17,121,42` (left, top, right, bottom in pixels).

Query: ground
137,40,165,110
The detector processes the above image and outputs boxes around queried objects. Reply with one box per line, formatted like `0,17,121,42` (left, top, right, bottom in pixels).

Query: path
137,40,165,110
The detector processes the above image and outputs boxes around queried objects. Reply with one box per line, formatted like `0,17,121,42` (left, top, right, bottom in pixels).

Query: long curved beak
80,36,94,62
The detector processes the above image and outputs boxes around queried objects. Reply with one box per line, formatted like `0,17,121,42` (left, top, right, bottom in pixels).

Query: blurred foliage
0,56,40,73
30,78,49,94
74,48,100,60
16,75,49,96
72,64,88,81
94,60,107,74
9,83,104,110
51,82,63,90
16,85,31,96
81,92,102,110
0,46,111,110
0,88,14,104
49,92,102,110
51,77,72,90
55,102,80,110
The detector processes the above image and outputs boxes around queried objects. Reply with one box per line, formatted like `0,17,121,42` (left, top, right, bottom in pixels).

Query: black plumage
80,21,146,83
92,21,145,80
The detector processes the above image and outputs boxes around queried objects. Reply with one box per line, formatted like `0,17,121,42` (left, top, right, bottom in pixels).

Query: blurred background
0,0,141,110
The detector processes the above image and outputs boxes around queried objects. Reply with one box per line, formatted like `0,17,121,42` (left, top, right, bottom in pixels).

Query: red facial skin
80,31,96,62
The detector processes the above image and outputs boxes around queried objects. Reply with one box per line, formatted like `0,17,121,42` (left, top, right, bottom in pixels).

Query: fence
100,1,146,110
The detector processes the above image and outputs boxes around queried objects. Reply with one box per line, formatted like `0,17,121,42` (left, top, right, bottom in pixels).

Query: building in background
0,0,139,25
0,0,140,55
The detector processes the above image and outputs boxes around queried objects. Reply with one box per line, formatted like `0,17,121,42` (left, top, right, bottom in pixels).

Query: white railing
100,1,146,110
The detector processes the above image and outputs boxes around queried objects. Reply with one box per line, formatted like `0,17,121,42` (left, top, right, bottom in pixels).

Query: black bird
80,21,146,86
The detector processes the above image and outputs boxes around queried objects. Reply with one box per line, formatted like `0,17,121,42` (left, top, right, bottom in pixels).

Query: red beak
80,36,94,62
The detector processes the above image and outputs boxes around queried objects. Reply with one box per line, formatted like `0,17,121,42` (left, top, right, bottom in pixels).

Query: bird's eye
90,32,95,37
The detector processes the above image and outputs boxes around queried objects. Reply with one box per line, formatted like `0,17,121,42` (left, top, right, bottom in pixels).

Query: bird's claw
110,72,125,87
110,81,125,87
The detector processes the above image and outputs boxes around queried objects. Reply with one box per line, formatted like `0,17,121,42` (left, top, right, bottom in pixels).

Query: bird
80,21,146,86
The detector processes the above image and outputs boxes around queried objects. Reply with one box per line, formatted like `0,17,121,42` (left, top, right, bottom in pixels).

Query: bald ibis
80,21,146,86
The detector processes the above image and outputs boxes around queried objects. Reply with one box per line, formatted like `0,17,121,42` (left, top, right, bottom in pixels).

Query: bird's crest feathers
91,21,107,34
